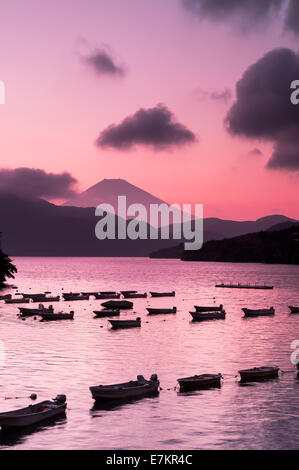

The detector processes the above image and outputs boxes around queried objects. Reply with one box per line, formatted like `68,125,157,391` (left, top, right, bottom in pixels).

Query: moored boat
0,395,67,429
18,304,54,317
31,295,60,303
150,291,175,297
242,307,275,317
122,292,147,299
194,304,223,312
0,294,12,300
216,283,273,290
289,306,299,314
94,293,121,299
62,293,88,301
5,298,30,304
238,366,279,382
22,293,46,299
101,300,133,310
40,311,74,321
81,292,100,296
147,307,177,315
89,374,159,401
93,309,120,318
109,317,141,329
178,373,222,391
120,291,137,295
190,310,226,321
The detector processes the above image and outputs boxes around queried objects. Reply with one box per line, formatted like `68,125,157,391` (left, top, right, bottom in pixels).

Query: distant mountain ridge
63,178,166,210
0,178,297,257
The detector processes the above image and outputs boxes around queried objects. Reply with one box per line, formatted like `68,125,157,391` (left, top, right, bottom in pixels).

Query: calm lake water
0,257,298,450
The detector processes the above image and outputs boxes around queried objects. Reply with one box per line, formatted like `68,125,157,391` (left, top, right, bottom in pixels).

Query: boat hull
101,301,133,310
122,293,147,299
93,310,120,318
32,297,60,303
150,292,175,297
289,306,299,314
5,299,30,304
190,311,226,321
94,294,121,299
90,381,159,401
239,367,279,382
178,374,222,391
40,313,74,321
147,308,176,315
194,305,223,312
242,308,275,317
109,319,141,329
216,284,273,290
0,402,66,429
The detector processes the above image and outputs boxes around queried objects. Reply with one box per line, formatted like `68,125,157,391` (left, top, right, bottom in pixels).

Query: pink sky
0,0,298,220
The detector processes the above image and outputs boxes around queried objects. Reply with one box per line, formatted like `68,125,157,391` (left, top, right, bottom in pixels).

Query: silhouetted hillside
181,225,299,264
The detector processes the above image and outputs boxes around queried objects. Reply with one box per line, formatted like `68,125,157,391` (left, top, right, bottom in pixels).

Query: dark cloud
96,104,196,150
83,48,125,77
249,148,263,157
195,87,232,103
226,48,299,170
0,168,78,199
182,0,283,28
284,0,299,34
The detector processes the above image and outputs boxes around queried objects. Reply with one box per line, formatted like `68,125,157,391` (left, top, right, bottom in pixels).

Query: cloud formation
0,168,78,199
182,0,283,28
83,48,125,77
195,87,232,103
284,0,299,34
96,104,196,150
249,148,263,157
226,48,299,170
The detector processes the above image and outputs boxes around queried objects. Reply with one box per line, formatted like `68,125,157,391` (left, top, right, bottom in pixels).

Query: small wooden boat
109,317,141,329
147,307,177,315
239,366,279,382
289,306,299,314
18,304,54,317
0,294,12,300
5,298,30,304
22,293,46,299
178,373,222,391
216,283,273,290
0,395,67,429
242,307,275,317
32,295,60,303
93,309,120,318
190,310,226,321
150,291,175,297
194,304,223,312
122,292,147,299
101,300,133,310
90,374,159,401
40,311,74,321
62,294,88,301
94,293,121,299
81,292,100,296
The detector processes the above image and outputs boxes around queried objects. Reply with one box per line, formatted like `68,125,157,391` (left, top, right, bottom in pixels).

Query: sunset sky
0,0,299,220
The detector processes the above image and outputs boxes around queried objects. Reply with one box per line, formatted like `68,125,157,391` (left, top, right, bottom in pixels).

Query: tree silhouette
0,235,17,286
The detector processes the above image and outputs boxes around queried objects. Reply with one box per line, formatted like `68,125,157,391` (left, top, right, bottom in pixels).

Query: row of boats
0,364,296,430
12,300,299,325
0,290,176,304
